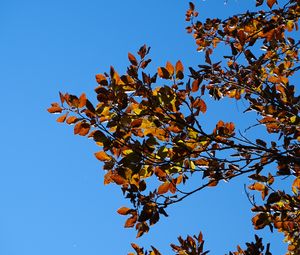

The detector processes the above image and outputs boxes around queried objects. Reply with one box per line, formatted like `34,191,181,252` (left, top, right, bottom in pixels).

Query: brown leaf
157,67,170,79
191,79,199,92
128,52,138,66
131,119,143,128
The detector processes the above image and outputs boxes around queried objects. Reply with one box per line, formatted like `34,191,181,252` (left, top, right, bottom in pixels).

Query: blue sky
0,0,288,254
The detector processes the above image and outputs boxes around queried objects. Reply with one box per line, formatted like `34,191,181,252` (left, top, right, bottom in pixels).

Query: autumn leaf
128,52,138,66
157,182,170,194
125,214,137,228
56,113,68,123
78,93,87,108
74,122,90,136
66,116,78,124
267,0,277,8
166,61,174,76
131,119,143,128
47,103,63,114
117,207,132,215
157,67,170,79
191,79,199,92
94,151,111,161
95,74,108,85
292,178,300,195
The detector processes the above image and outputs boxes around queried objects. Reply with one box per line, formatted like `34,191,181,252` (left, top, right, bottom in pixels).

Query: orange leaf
125,215,137,228
191,79,199,92
66,116,78,124
175,60,184,73
208,180,218,187
267,0,277,8
175,60,184,80
249,182,265,191
47,103,63,114
169,183,176,194
292,178,300,194
166,61,174,76
111,174,127,185
74,122,90,136
157,182,170,194
59,92,65,104
78,93,87,108
128,52,138,66
56,113,68,123
199,99,207,113
117,207,131,215
95,74,108,86
94,151,111,161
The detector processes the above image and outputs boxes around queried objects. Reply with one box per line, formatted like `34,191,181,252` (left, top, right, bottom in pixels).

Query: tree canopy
48,0,300,254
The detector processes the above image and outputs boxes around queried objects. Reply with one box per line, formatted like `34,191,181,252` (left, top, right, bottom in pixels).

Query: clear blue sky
0,0,288,254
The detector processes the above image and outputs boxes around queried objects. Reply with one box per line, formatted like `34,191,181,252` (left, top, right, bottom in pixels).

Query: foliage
48,0,300,254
